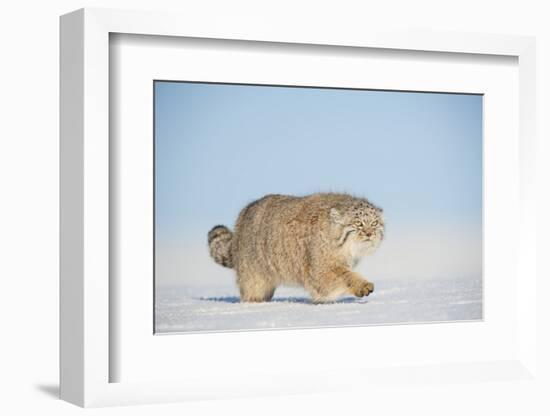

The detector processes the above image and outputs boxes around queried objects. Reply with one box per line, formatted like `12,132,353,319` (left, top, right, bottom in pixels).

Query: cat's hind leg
237,271,276,303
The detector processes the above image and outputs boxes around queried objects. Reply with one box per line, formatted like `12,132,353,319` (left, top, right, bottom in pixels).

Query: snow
155,276,482,333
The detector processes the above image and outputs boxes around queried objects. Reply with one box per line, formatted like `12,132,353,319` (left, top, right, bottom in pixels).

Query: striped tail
207,225,234,268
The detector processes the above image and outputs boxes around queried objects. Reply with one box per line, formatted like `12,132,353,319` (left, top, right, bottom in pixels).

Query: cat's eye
371,220,379,226
353,220,362,228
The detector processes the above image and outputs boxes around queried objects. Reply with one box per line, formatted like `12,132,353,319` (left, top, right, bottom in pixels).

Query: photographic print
154,81,482,333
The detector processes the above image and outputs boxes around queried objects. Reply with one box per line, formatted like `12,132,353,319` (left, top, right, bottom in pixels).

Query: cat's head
329,200,385,249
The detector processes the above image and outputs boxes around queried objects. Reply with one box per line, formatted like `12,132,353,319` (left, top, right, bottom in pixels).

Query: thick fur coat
208,193,385,303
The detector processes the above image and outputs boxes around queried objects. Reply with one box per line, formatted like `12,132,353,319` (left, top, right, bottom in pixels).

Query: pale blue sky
154,81,482,285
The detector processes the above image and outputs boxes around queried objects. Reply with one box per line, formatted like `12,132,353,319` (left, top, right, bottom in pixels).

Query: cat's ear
329,208,343,224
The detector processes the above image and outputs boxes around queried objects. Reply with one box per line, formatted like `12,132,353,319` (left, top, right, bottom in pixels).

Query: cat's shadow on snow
197,295,364,304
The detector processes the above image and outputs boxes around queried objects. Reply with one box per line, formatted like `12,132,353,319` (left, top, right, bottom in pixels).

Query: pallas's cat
208,193,385,303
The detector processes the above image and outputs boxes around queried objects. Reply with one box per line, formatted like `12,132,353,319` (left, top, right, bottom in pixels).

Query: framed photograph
60,8,538,407
152,80,483,334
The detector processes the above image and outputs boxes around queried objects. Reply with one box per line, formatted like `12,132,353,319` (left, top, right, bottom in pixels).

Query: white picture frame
60,7,537,408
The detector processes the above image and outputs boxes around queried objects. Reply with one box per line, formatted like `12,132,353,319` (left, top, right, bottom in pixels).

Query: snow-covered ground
155,276,482,333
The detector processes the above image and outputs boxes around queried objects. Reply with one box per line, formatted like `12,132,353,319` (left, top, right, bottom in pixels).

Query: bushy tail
208,225,234,268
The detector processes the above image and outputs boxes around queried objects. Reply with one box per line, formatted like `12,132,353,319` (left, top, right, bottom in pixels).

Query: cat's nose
366,231,373,238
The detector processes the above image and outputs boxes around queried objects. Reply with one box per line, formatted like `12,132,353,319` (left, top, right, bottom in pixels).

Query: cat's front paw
353,281,374,297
